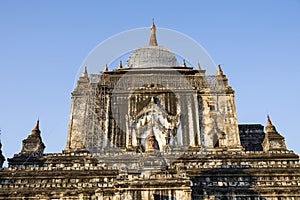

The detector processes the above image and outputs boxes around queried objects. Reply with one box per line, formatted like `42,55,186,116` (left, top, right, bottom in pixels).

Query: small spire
197,63,201,70
0,129,2,149
145,105,160,153
267,115,273,126
217,64,223,75
34,119,40,131
182,59,187,67
145,123,159,153
265,114,278,133
103,64,108,72
151,96,155,103
31,119,41,135
149,19,158,46
82,66,88,77
118,61,123,69
149,125,155,137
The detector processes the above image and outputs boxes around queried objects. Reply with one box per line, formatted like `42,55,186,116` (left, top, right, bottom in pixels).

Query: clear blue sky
0,1,299,164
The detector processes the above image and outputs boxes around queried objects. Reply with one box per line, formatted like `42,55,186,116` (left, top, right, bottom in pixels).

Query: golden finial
149,19,158,46
82,66,88,77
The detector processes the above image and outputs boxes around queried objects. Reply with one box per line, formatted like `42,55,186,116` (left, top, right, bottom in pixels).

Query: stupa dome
125,20,178,68
126,46,178,68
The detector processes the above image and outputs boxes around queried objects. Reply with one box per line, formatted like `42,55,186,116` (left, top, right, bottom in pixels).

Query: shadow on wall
153,194,177,200
191,167,266,200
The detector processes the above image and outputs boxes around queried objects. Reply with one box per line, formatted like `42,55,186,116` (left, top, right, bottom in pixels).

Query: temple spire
217,64,223,75
118,61,123,69
104,64,108,72
197,63,201,70
145,110,160,153
149,101,156,142
34,119,40,131
149,19,158,46
267,115,273,126
265,115,277,132
82,66,88,77
149,125,155,137
262,115,287,151
31,119,41,135
182,59,187,67
0,131,4,168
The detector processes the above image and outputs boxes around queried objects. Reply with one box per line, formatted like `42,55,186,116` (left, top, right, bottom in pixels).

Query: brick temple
0,21,299,200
